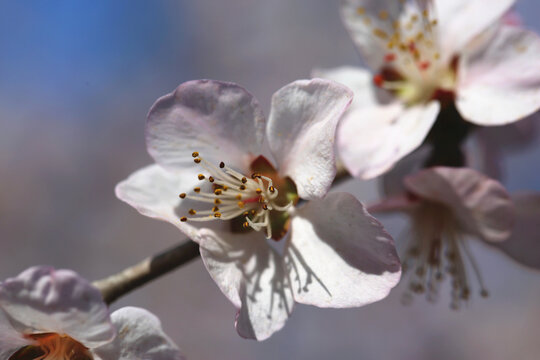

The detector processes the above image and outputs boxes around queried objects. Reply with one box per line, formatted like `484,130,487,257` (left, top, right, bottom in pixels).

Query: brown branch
94,169,351,304
93,240,200,304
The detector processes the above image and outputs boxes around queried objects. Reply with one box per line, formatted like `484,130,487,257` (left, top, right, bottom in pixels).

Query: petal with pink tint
493,193,540,269
457,26,540,125
404,167,514,243
115,164,202,240
340,0,403,71
146,80,265,172
0,310,31,359
0,266,115,348
287,192,401,307
198,229,294,341
338,100,439,179
94,307,184,360
434,0,515,59
267,79,353,200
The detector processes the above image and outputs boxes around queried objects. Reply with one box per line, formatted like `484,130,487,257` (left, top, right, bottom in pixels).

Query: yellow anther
198,174,205,180
192,152,199,158
239,185,246,190
214,189,222,195
373,28,389,39
188,209,196,215
236,194,242,200
208,176,215,183
212,206,219,212
269,186,275,193
214,198,221,205
241,177,247,184
237,201,245,209
194,187,201,193
214,212,222,218
179,193,186,199
219,161,225,168
262,204,268,210
242,221,249,228
194,158,201,164
180,217,187,222
255,188,262,195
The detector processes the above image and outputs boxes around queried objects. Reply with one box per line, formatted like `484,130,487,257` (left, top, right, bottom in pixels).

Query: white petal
456,25,540,125
404,167,514,242
434,0,515,58
93,307,184,360
198,229,294,341
287,192,401,307
267,79,353,200
493,193,540,269
338,100,440,179
146,80,265,171
340,0,404,70
312,66,392,109
115,164,202,240
0,266,114,348
0,309,31,359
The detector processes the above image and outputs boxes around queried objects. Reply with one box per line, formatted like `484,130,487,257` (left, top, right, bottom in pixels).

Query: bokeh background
1,1,540,359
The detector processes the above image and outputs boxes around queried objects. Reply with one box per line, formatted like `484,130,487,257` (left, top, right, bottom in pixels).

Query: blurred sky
1,1,540,359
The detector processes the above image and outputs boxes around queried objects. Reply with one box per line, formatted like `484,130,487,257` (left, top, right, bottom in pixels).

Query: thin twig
94,169,351,304
93,240,200,304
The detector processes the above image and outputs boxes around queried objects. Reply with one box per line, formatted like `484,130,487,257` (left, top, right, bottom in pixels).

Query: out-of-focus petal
494,193,540,269
338,100,439,179
146,80,265,172
457,26,540,125
198,229,294,341
115,164,201,240
0,267,115,348
0,309,31,359
267,79,353,200
434,0,515,59
404,167,514,242
287,192,401,307
94,307,184,360
340,0,403,70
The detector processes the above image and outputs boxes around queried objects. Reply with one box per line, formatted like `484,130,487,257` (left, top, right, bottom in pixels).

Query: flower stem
93,240,200,304
94,170,351,304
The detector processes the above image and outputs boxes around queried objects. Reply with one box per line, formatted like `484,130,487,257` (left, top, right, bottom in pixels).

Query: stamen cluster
9,333,93,360
401,202,488,309
179,152,293,239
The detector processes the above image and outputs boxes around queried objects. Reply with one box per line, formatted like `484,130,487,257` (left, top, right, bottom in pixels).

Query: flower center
356,1,456,104
9,333,93,360
179,153,297,240
401,200,488,309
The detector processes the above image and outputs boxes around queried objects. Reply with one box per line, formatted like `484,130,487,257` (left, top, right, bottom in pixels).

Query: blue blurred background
1,1,539,359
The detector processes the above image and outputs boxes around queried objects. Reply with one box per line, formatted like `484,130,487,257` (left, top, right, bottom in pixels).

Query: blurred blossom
315,0,540,179
370,167,514,308
115,79,401,340
0,266,184,360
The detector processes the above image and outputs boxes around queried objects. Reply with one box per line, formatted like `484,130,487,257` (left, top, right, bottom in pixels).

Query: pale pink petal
115,164,202,240
493,193,540,269
312,66,392,109
0,310,31,359
338,100,440,179
434,0,515,58
94,307,184,360
267,79,353,200
404,167,514,243
287,192,401,307
146,80,265,172
198,229,294,341
340,0,404,70
456,25,540,125
0,266,115,348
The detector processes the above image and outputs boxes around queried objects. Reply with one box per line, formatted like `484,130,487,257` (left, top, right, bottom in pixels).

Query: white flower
370,167,515,308
316,0,540,179
0,266,183,360
116,79,401,340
